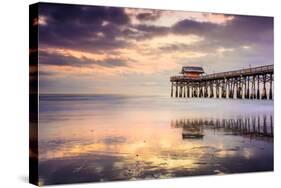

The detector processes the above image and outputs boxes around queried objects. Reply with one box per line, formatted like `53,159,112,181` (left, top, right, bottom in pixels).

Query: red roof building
181,66,204,78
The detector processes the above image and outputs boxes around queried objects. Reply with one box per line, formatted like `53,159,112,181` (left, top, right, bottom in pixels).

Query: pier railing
170,64,273,82
202,64,273,80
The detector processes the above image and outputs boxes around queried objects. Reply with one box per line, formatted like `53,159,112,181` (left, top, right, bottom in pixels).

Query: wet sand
38,95,273,185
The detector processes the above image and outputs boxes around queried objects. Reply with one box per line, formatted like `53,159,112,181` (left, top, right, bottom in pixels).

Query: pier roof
181,66,204,74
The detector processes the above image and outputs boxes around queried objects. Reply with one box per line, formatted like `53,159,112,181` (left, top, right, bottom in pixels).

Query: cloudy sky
35,3,273,95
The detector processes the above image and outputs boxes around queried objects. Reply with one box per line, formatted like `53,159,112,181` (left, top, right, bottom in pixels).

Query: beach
38,94,273,185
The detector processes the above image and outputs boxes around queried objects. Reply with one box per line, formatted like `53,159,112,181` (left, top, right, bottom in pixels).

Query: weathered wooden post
187,84,190,98
236,79,240,99
183,82,186,98
246,76,250,99
199,84,203,97
181,82,184,97
250,76,255,99
179,83,182,98
262,74,267,99
257,75,260,99
210,82,214,98
233,78,238,99
243,76,247,99
216,82,220,98
204,83,208,98
183,84,185,98
185,84,188,98
222,79,226,98
171,82,173,97
194,85,198,97
238,78,243,99
228,82,231,98
191,85,194,97
229,79,233,98
226,81,229,98
175,82,178,98
182,83,184,98
269,74,273,100
232,79,235,98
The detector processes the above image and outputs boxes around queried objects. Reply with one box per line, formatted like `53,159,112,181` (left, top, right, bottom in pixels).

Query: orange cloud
39,33,207,77
126,9,235,27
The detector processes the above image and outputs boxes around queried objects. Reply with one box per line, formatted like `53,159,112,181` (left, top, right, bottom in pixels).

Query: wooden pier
170,64,274,99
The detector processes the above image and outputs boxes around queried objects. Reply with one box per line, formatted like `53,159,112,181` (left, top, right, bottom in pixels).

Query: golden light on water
37,95,273,184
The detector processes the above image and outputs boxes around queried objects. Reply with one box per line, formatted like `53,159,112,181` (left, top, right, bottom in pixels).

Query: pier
170,64,274,99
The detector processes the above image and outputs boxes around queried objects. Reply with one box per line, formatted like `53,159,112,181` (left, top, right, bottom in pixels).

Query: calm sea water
38,94,273,185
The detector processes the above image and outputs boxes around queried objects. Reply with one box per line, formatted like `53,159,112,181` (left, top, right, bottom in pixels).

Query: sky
34,3,274,95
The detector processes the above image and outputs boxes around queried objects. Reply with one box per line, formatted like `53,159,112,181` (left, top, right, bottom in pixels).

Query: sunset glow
36,3,273,95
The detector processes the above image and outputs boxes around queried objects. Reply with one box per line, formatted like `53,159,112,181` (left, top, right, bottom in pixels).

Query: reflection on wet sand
39,114,273,185
171,115,274,140
38,95,273,185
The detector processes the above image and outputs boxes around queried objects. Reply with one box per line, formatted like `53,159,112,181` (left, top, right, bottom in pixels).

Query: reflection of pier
171,115,273,139
182,123,204,139
170,65,273,100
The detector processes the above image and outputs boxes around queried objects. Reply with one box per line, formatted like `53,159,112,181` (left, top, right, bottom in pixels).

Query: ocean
38,94,273,185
